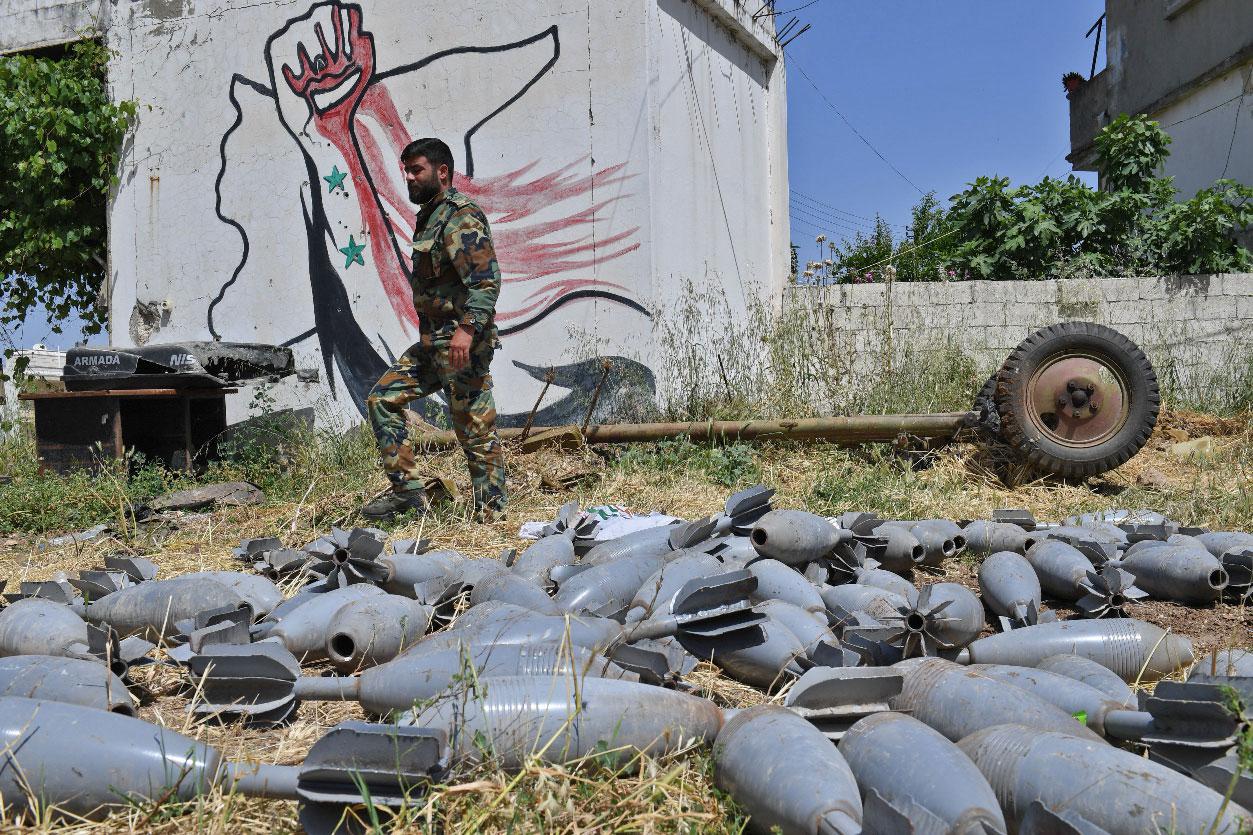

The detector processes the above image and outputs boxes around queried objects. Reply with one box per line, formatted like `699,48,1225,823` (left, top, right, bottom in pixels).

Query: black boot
360,490,429,522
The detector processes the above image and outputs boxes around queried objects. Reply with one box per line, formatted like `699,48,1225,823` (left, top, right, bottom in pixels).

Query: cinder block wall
786,273,1253,391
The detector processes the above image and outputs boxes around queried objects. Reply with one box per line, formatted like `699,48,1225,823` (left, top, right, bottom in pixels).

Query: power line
790,58,927,196
1221,93,1245,179
1164,91,1243,128
788,204,876,239
790,189,905,226
788,200,875,233
763,0,821,16
790,191,910,230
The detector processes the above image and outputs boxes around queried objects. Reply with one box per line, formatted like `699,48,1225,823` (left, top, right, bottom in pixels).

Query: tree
814,115,1253,284
0,40,135,341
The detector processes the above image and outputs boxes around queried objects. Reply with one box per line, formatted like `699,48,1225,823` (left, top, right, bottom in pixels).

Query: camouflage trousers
366,338,506,513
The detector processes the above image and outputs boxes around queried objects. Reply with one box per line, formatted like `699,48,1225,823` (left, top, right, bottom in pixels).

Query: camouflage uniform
367,186,506,514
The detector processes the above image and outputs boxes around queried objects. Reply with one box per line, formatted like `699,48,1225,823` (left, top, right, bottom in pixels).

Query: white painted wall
91,0,787,427
1155,63,1253,200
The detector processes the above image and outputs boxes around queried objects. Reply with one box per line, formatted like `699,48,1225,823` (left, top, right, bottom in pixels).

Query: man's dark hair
401,137,455,175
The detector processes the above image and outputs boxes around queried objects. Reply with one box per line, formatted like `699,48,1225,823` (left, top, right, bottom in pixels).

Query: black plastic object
63,342,293,391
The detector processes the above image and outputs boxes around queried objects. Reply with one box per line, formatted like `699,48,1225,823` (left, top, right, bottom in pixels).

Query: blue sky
785,0,1104,248
8,0,1107,349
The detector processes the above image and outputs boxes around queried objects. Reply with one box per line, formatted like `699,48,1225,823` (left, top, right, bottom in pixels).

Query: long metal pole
416,413,975,449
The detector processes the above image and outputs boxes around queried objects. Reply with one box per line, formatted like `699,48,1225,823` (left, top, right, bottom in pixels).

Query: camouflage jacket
410,187,501,344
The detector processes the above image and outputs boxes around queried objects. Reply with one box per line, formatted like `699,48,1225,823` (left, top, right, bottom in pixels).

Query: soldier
361,137,507,522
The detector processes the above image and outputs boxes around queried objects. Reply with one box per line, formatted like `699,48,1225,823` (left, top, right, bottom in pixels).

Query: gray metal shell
554,551,672,616
401,675,724,768
580,524,675,567
890,658,1102,743
880,521,957,567
179,571,283,618
81,576,245,640
1120,545,1228,603
0,598,91,659
628,551,726,623
379,551,460,595
918,582,985,649
0,655,135,715
750,510,846,565
705,619,807,691
324,594,434,672
820,583,909,625
852,566,918,605
343,641,634,715
978,551,1043,630
967,664,1129,736
756,599,836,657
509,535,575,585
1036,654,1136,708
956,618,1194,682
714,705,862,835
445,605,624,652
958,724,1251,835
1023,539,1094,601
467,569,561,615
874,525,925,571
1197,531,1253,559
259,584,385,661
838,712,1005,835
0,696,222,819
747,558,827,614
962,520,1038,557
1191,648,1253,679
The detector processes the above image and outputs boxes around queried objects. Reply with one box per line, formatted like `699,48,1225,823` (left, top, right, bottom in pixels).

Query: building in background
3,0,789,427
1068,0,1253,200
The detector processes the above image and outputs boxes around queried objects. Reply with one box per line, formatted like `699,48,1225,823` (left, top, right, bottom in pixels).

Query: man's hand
450,323,474,371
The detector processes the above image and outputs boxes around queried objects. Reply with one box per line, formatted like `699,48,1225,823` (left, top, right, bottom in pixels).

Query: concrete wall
0,0,106,54
4,0,787,427
1069,0,1253,179
786,274,1253,393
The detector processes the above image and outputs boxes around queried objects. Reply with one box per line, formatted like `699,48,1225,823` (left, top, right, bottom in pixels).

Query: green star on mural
323,165,348,193
339,235,366,268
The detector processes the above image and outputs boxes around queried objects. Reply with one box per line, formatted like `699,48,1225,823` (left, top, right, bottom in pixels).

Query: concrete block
1237,295,1253,320
1108,304,1147,325
1099,278,1141,302
1003,301,1045,326
1220,273,1253,296
1136,279,1169,301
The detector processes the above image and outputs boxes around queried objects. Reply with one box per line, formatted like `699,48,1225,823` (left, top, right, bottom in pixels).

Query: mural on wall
208,1,655,424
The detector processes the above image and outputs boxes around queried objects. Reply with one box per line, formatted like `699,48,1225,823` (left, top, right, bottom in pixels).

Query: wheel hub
1027,356,1128,446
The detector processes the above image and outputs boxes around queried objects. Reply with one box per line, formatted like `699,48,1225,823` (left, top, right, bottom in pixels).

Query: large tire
994,322,1159,479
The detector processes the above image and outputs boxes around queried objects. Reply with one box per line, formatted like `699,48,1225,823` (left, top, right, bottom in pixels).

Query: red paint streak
281,3,418,327
284,4,643,333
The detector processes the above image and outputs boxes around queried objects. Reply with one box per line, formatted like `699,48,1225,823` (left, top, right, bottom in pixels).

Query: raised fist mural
209,2,654,424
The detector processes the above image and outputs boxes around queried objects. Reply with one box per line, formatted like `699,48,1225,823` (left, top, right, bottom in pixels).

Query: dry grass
0,411,1250,832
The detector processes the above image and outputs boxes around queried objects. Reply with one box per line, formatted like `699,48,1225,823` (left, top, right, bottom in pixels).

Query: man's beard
409,179,441,205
